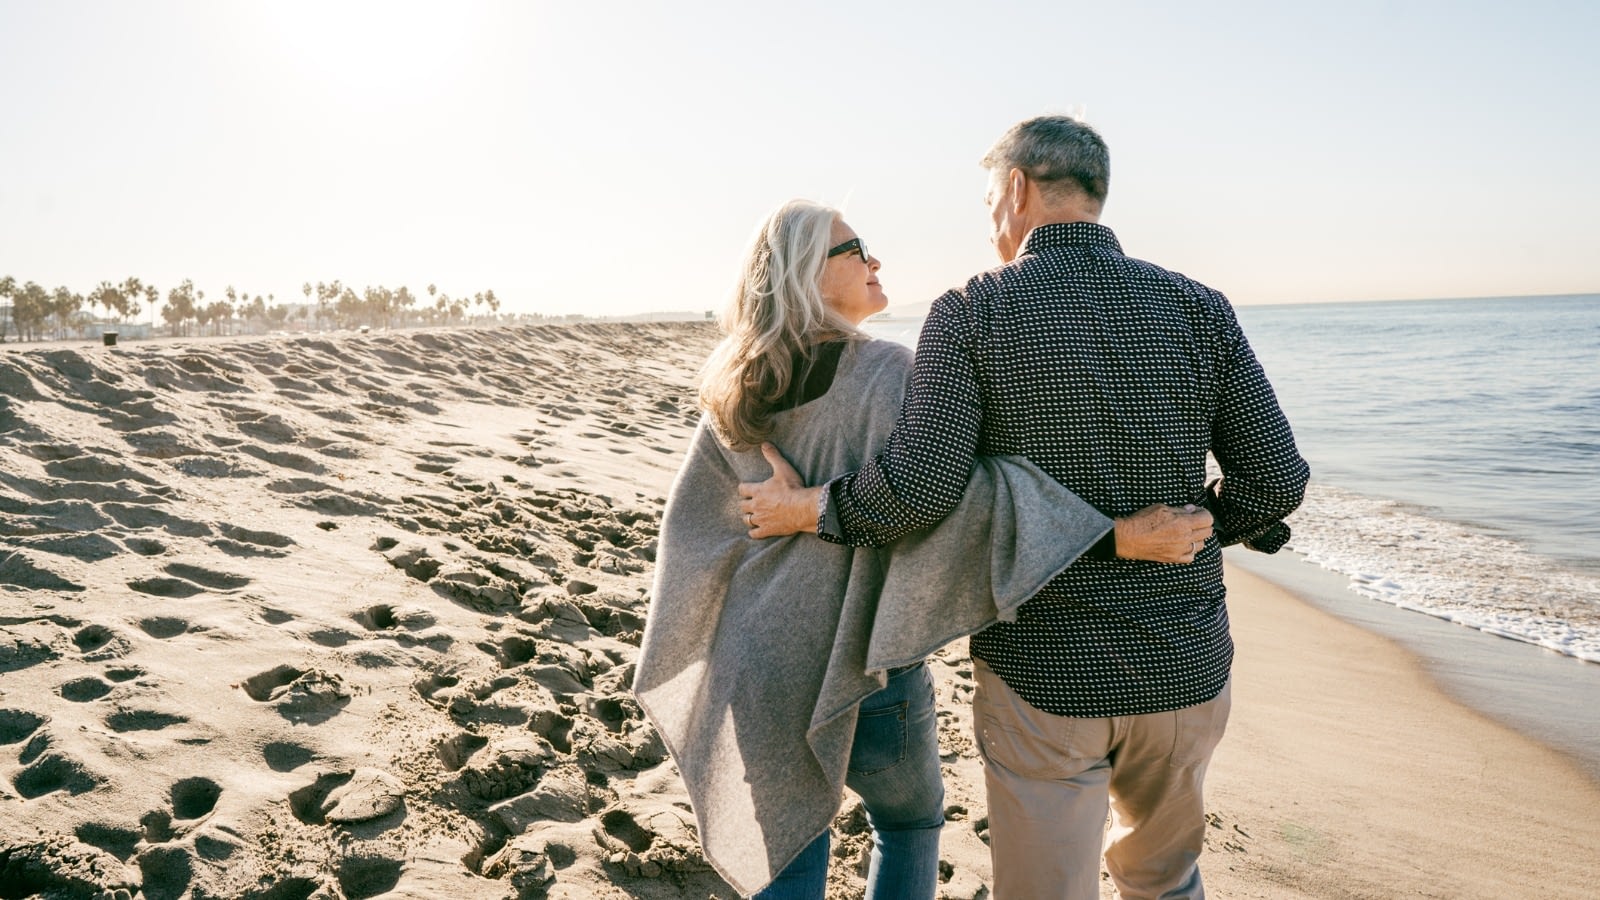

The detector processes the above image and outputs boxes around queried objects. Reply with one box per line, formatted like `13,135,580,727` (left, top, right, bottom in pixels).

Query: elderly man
740,115,1309,899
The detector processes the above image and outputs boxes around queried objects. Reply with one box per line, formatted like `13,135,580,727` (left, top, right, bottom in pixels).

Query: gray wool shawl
634,339,1110,896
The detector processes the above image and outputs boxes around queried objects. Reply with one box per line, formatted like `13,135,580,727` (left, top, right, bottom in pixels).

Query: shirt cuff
1083,527,1118,560
1243,521,1292,554
816,476,848,545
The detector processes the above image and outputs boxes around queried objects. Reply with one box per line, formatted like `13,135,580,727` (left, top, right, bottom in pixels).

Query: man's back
826,221,1308,716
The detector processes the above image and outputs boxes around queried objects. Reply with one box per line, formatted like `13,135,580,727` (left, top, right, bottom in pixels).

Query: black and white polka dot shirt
819,222,1309,717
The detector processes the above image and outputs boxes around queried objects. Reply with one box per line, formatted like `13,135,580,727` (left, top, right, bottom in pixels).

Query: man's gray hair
981,115,1110,204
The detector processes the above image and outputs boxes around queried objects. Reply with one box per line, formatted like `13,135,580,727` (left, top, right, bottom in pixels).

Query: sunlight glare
239,0,486,106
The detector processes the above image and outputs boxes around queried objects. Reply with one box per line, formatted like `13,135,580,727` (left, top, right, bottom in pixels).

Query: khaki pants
973,660,1231,900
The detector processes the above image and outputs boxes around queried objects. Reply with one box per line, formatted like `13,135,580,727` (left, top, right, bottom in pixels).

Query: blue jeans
754,661,945,900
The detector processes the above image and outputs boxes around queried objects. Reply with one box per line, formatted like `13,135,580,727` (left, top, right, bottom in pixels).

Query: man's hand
1114,504,1214,563
737,443,822,538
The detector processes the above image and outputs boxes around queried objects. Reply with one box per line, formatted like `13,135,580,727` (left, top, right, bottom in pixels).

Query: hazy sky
3,0,1596,319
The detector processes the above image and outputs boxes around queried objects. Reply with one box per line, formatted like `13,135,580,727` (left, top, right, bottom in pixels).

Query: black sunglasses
826,236,869,262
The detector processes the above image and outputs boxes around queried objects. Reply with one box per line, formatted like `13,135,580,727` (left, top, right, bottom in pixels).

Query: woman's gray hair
699,199,860,449
981,115,1110,204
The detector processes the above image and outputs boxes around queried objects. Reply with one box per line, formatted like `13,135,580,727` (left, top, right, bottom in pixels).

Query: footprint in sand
414,452,459,475
211,523,296,559
174,455,260,478
336,855,404,900
122,536,168,556
259,607,294,625
121,427,208,461
139,616,190,639
239,665,306,701
353,603,417,632
234,413,300,445
18,532,122,562
100,502,211,537
129,563,250,598
127,577,205,599
383,546,442,583
0,551,87,593
528,710,576,755
0,709,46,748
170,776,222,820
598,807,654,855
141,808,175,843
239,665,350,721
263,741,315,772
306,438,364,461
59,676,113,702
165,562,251,590
106,709,188,733
13,752,100,798
483,635,540,669
414,672,461,708
323,769,407,825
585,695,645,735
43,453,161,486
72,623,128,660
75,821,142,861
136,844,193,900
241,444,327,474
436,732,489,772
310,405,362,424
0,837,140,898
307,628,355,648
578,602,646,640
595,801,709,879
219,524,296,548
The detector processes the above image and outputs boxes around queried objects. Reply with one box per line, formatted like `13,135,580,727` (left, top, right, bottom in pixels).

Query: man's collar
1018,221,1121,257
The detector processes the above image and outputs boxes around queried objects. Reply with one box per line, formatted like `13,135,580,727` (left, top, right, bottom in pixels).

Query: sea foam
1282,482,1600,663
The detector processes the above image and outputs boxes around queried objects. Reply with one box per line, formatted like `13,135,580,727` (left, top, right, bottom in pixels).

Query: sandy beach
3,322,1598,899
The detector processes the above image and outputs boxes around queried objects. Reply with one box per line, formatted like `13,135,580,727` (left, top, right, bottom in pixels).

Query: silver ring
745,513,754,528
1190,541,1198,554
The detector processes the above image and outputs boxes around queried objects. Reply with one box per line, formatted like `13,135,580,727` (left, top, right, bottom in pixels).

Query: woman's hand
1114,504,1215,564
737,443,822,538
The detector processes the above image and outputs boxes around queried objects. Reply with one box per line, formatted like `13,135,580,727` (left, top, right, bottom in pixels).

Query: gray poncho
634,339,1110,895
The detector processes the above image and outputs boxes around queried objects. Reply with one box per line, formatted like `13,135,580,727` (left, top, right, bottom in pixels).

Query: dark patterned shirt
818,222,1309,717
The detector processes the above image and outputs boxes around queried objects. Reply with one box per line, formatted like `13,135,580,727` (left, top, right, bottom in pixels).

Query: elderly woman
634,200,1201,899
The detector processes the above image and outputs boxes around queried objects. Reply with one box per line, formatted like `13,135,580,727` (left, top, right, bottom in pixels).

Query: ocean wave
1282,482,1600,663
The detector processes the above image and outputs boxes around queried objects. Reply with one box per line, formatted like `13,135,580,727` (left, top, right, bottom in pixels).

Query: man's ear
1009,168,1028,212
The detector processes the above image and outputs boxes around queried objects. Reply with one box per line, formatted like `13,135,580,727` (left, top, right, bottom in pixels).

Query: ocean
866,293,1600,664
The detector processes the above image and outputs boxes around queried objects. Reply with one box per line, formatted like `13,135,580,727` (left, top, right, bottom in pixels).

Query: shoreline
1227,547,1600,783
1202,560,1600,899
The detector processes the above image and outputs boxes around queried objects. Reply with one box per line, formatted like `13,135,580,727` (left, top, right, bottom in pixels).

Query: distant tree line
0,274,510,342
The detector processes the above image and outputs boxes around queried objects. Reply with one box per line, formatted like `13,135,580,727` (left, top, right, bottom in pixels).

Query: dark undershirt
780,338,1117,559
778,340,848,411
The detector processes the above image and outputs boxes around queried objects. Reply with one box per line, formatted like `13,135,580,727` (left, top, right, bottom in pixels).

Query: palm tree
164,280,198,336
395,286,416,327
13,282,48,341
317,280,341,330
90,281,120,330
144,284,159,334
335,286,359,328
119,277,144,326
54,286,85,339
0,275,15,341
